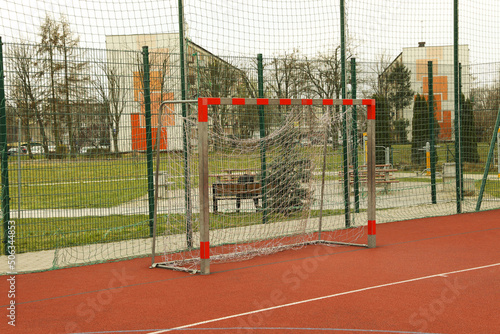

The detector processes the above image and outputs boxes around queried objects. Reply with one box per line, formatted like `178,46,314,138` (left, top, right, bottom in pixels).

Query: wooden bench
209,169,258,182
212,174,261,213
339,165,399,192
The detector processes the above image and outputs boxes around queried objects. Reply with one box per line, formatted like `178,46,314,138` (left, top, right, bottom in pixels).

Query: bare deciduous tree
58,16,89,154
37,13,88,156
37,14,62,148
93,61,128,153
472,84,500,142
9,42,50,157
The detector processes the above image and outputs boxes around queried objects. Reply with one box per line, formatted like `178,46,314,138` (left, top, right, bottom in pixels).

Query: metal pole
340,0,351,227
178,0,193,248
17,118,21,218
363,132,367,165
142,46,155,238
257,54,268,224
0,37,11,255
428,61,437,204
453,0,462,213
351,58,360,213
198,99,210,275
367,103,376,248
459,64,464,200
476,107,500,211
318,106,329,241
426,142,431,175
151,100,165,267
152,100,197,268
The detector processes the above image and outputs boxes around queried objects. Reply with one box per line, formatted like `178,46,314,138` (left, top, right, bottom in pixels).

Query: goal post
153,97,376,275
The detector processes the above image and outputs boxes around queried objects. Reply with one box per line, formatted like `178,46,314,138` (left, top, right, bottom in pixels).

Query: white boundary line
148,263,500,334
22,177,147,187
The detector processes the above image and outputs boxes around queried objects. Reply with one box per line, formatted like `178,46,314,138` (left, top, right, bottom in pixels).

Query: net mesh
1,0,500,274
153,102,369,272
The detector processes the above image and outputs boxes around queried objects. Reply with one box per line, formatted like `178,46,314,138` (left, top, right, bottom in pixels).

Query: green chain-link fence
1,0,500,273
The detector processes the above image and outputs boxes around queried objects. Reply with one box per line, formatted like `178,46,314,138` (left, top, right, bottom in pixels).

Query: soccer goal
152,97,376,274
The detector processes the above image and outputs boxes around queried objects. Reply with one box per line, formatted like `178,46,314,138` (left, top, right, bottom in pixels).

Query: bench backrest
213,182,261,196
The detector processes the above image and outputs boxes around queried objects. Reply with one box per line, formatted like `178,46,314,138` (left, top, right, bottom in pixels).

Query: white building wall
105,34,184,152
399,44,470,141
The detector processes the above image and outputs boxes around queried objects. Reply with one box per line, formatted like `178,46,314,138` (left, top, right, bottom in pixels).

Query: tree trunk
112,128,119,153
34,110,50,157
24,119,34,160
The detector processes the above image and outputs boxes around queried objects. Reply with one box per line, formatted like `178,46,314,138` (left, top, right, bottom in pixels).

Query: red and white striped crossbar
198,98,376,122
197,97,377,274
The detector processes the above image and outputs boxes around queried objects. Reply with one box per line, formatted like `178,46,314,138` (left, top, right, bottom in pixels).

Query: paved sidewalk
7,173,497,219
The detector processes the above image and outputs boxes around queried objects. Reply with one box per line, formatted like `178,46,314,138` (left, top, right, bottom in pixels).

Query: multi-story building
105,33,242,152
384,43,470,141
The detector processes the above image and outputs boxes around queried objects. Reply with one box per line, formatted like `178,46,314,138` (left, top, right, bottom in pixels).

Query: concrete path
6,172,497,219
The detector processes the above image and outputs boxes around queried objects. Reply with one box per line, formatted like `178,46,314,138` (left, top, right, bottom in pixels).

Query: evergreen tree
266,125,311,215
411,94,428,165
388,61,414,120
372,94,392,165
388,62,413,143
460,94,480,163
393,118,410,144
411,94,440,166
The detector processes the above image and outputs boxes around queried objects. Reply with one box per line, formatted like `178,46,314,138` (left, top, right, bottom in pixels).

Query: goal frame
155,97,376,275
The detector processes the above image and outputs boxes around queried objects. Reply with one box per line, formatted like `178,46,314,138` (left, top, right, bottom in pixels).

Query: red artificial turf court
1,209,499,334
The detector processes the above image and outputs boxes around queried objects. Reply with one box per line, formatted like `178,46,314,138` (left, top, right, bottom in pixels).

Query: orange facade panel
421,94,451,141
416,58,438,81
133,71,167,102
423,76,448,101
138,92,175,127
131,113,168,151
440,110,452,141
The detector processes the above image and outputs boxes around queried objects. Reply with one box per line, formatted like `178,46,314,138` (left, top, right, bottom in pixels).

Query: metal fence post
0,37,10,255
142,46,155,238
453,0,462,213
476,107,500,211
257,54,268,224
351,58,360,213
428,61,437,204
340,0,351,227
178,0,193,248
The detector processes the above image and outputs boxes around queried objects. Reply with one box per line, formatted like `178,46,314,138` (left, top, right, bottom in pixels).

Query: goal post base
151,262,200,274
368,235,376,249
152,238,373,274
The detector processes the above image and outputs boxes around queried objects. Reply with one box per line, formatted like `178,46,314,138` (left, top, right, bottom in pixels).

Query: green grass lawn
8,208,348,254
481,179,500,197
4,145,499,212
2,145,500,256
392,142,497,173
11,215,153,253
7,157,151,210
5,152,206,210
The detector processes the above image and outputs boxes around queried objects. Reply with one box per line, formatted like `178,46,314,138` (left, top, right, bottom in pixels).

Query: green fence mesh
1,0,500,273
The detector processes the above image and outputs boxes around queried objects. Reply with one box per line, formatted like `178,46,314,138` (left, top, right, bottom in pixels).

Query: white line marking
20,177,147,187
148,263,500,334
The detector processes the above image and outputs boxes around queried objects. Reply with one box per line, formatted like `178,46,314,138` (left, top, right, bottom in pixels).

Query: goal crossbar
198,97,376,106
152,97,376,275
196,97,376,274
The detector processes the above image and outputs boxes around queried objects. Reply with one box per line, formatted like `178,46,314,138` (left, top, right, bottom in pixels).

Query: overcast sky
0,0,499,65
